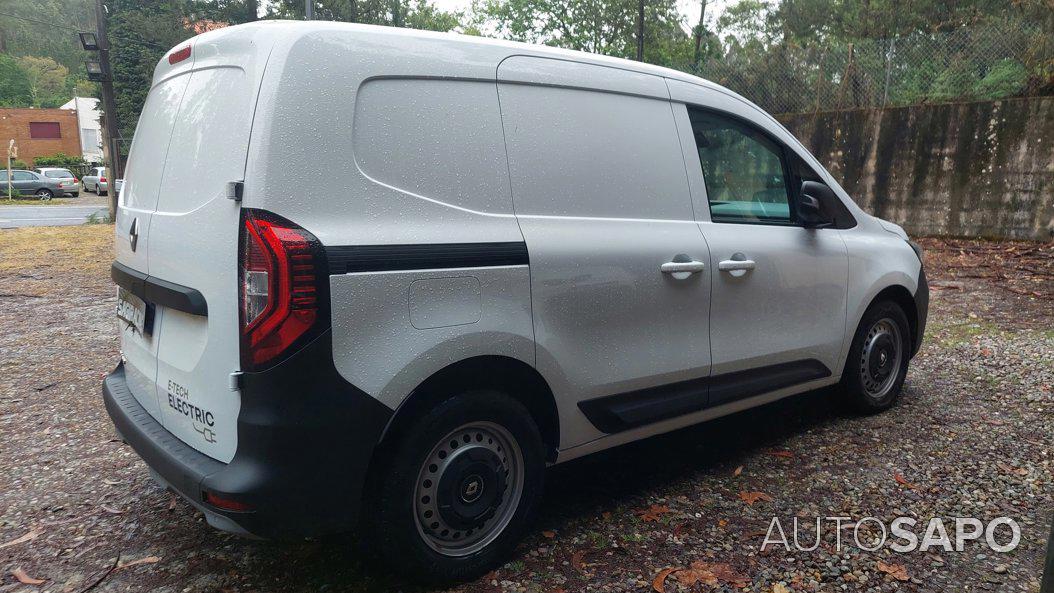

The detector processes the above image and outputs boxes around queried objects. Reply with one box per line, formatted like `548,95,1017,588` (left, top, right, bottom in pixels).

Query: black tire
842,300,912,414
366,390,545,583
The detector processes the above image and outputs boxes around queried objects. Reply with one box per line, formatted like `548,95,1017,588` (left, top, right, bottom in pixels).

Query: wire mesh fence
697,20,1053,115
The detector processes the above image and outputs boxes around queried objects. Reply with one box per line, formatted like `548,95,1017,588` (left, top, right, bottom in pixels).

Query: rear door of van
114,27,275,463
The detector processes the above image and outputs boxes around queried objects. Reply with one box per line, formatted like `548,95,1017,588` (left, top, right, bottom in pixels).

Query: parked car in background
82,167,108,195
35,167,80,197
0,169,64,200
114,178,124,196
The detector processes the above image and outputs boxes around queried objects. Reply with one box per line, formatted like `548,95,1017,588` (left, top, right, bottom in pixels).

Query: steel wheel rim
859,317,903,399
413,421,524,557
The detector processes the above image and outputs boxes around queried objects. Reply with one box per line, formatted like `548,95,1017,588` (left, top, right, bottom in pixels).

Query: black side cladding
326,242,529,274
578,359,831,434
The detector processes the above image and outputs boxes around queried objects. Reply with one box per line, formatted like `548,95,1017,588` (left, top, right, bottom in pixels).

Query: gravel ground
1,228,1051,593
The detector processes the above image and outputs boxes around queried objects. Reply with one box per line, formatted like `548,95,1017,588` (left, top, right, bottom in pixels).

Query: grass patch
928,318,1002,348
0,224,113,274
0,198,68,206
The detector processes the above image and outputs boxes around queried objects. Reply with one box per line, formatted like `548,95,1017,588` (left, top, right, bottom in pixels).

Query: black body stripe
326,242,529,274
111,261,208,316
578,359,831,434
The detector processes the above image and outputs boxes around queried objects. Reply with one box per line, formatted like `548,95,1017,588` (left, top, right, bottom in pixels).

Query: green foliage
33,152,89,169
7,158,30,170
974,59,1028,100
0,54,34,107
17,55,70,107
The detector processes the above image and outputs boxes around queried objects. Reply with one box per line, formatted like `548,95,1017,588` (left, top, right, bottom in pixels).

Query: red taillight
169,45,191,65
239,210,325,370
204,491,252,512
100,176,107,183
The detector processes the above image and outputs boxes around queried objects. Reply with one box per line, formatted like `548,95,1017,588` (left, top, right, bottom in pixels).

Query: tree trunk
635,0,644,61
245,0,258,21
693,0,707,66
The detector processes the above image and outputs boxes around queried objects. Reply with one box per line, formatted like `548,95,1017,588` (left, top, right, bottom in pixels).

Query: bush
32,153,88,170
974,59,1028,100
6,159,29,170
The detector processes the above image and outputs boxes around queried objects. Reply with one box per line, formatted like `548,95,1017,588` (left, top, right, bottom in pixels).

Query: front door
680,105,848,404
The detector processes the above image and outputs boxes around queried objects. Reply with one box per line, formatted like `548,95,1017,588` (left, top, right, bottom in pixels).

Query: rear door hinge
228,371,244,391
226,181,244,202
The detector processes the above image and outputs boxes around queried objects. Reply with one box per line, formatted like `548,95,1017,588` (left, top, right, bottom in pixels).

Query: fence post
882,37,896,108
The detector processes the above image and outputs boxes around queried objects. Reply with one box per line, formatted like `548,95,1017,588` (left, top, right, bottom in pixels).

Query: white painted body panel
119,20,923,467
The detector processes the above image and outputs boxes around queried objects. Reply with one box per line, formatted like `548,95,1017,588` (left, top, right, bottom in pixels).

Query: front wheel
366,390,545,583
842,300,911,413
36,189,53,201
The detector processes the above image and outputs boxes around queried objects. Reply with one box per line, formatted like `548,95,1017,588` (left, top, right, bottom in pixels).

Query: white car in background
35,167,80,197
82,166,109,195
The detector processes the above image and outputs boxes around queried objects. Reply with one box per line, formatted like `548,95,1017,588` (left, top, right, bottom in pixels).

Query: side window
13,171,35,181
688,109,793,225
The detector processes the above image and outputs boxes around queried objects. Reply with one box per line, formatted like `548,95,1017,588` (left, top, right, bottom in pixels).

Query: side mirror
799,181,835,229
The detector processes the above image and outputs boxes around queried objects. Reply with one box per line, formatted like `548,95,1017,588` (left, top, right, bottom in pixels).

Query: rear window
45,170,74,178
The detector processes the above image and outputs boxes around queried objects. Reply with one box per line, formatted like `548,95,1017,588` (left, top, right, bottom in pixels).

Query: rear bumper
102,330,393,538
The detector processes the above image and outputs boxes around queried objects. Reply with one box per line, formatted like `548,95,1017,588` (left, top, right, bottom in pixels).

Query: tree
17,56,70,107
0,54,33,107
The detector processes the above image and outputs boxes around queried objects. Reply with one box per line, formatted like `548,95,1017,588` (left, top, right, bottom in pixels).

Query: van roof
161,20,749,104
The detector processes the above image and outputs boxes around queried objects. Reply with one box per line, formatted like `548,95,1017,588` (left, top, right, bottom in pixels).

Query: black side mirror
799,181,835,229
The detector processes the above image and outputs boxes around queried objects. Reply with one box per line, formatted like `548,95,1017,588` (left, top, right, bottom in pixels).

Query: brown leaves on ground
115,556,161,571
877,560,910,581
765,450,794,458
652,561,750,592
541,530,556,539
996,461,1029,476
635,504,673,522
0,529,40,549
570,550,586,572
733,465,744,476
11,567,45,585
738,491,773,506
893,473,919,490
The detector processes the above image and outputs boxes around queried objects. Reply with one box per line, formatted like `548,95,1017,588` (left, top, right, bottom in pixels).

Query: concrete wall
778,97,1054,241
0,108,82,167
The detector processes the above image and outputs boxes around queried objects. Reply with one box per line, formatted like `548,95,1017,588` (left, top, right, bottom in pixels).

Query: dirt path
1,228,1051,593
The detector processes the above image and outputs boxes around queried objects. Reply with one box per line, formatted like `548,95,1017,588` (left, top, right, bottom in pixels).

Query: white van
104,21,928,581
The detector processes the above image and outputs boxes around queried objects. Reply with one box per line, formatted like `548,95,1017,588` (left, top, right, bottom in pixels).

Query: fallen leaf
116,556,160,571
541,530,556,539
733,465,744,476
0,530,40,549
652,567,678,593
773,583,792,593
707,562,751,588
877,560,910,581
601,511,612,521
893,473,918,490
168,495,178,511
101,505,126,515
996,462,1028,476
766,450,794,458
717,519,728,528
672,522,689,537
11,568,45,585
738,491,773,506
570,550,586,572
635,504,673,522
675,563,718,587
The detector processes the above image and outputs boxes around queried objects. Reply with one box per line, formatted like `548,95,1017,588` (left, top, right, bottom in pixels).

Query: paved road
0,205,109,229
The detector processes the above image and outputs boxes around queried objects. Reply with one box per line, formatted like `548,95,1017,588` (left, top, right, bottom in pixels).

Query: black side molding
326,242,529,274
578,359,831,434
111,261,208,316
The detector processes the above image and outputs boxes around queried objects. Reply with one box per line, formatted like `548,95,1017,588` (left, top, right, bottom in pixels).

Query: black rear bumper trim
111,261,207,316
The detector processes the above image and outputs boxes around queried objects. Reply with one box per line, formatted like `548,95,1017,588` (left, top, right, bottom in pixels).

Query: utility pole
6,140,15,200
93,0,122,219
635,0,644,61
693,0,707,66
305,0,314,19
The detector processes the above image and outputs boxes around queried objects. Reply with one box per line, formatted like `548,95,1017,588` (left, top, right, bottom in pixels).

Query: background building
0,108,82,167
60,97,104,164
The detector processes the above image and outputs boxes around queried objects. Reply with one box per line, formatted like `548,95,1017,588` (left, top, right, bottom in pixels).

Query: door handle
660,261,706,275
718,259,756,271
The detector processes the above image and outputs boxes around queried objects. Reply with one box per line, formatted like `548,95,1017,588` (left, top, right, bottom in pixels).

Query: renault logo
129,218,139,252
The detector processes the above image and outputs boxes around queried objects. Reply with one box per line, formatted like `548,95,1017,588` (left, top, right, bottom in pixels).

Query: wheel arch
376,355,561,463
861,284,919,355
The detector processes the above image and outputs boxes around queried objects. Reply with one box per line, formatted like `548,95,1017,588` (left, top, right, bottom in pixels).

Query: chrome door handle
718,259,756,271
660,261,706,274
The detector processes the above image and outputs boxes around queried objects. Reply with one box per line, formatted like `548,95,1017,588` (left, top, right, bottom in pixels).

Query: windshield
45,170,74,178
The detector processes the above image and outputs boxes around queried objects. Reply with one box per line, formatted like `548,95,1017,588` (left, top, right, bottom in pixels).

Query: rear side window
13,171,35,181
689,109,793,225
45,170,73,178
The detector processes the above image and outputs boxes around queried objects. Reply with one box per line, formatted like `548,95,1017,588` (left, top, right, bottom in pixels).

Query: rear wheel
367,390,545,583
842,300,911,413
35,189,53,201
